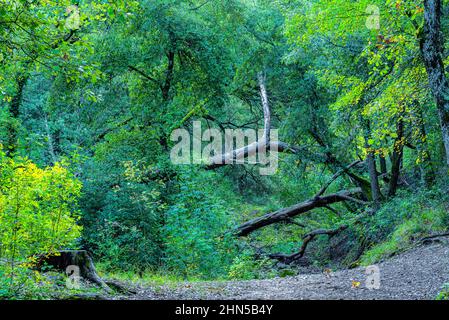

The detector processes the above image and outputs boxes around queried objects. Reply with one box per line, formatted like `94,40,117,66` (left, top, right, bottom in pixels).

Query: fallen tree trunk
37,250,111,293
235,188,364,237
205,140,303,170
420,232,449,244
203,73,369,202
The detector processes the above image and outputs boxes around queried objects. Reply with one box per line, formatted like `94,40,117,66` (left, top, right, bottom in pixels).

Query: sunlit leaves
0,151,82,262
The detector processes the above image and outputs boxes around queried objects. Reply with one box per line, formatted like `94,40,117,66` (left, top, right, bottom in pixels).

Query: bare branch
128,65,160,85
314,160,362,198
235,188,363,237
269,225,348,263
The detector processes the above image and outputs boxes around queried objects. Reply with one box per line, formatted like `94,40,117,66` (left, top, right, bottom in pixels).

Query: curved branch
206,72,274,168
269,225,348,263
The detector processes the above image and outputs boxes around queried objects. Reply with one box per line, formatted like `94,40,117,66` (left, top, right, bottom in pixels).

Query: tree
420,0,449,166
0,152,82,291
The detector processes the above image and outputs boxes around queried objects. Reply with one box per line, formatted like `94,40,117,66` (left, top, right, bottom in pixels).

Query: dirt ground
115,242,449,300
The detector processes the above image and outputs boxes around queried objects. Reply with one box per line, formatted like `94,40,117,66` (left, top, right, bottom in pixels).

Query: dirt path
121,242,449,300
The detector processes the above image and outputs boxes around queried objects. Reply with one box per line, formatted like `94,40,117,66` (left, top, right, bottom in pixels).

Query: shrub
0,151,82,294
162,169,241,279
228,251,275,280
80,159,169,273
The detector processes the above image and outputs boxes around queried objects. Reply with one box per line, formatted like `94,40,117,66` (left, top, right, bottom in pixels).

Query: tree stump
37,250,112,293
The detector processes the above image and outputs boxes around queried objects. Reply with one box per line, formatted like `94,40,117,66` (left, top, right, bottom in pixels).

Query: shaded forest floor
111,242,449,300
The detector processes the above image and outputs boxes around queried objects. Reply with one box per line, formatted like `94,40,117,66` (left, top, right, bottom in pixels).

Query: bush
80,159,170,273
162,169,241,279
89,182,164,272
228,251,275,280
0,151,82,295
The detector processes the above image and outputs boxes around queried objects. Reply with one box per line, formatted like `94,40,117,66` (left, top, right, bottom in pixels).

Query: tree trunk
43,113,58,165
235,188,363,237
388,110,405,197
161,50,175,102
379,154,387,175
37,250,111,292
362,119,382,209
415,104,435,185
420,0,449,166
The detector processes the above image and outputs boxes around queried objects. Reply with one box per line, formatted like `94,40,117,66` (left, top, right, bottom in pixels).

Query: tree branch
206,71,273,168
235,188,363,237
314,160,362,198
269,225,348,263
128,65,160,85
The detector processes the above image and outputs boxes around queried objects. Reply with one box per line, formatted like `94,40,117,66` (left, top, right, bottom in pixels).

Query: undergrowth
360,186,449,266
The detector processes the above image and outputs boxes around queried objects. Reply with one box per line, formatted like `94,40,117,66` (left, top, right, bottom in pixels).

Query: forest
0,0,449,300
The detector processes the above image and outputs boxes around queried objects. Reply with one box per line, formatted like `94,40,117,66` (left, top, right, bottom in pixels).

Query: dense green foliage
1,0,449,299
0,151,81,297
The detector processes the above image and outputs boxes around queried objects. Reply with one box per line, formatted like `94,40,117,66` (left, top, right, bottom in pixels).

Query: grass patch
436,284,449,300
95,264,207,288
361,207,447,266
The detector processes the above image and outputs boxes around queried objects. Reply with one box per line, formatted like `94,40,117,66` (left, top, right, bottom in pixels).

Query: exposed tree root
421,232,449,244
